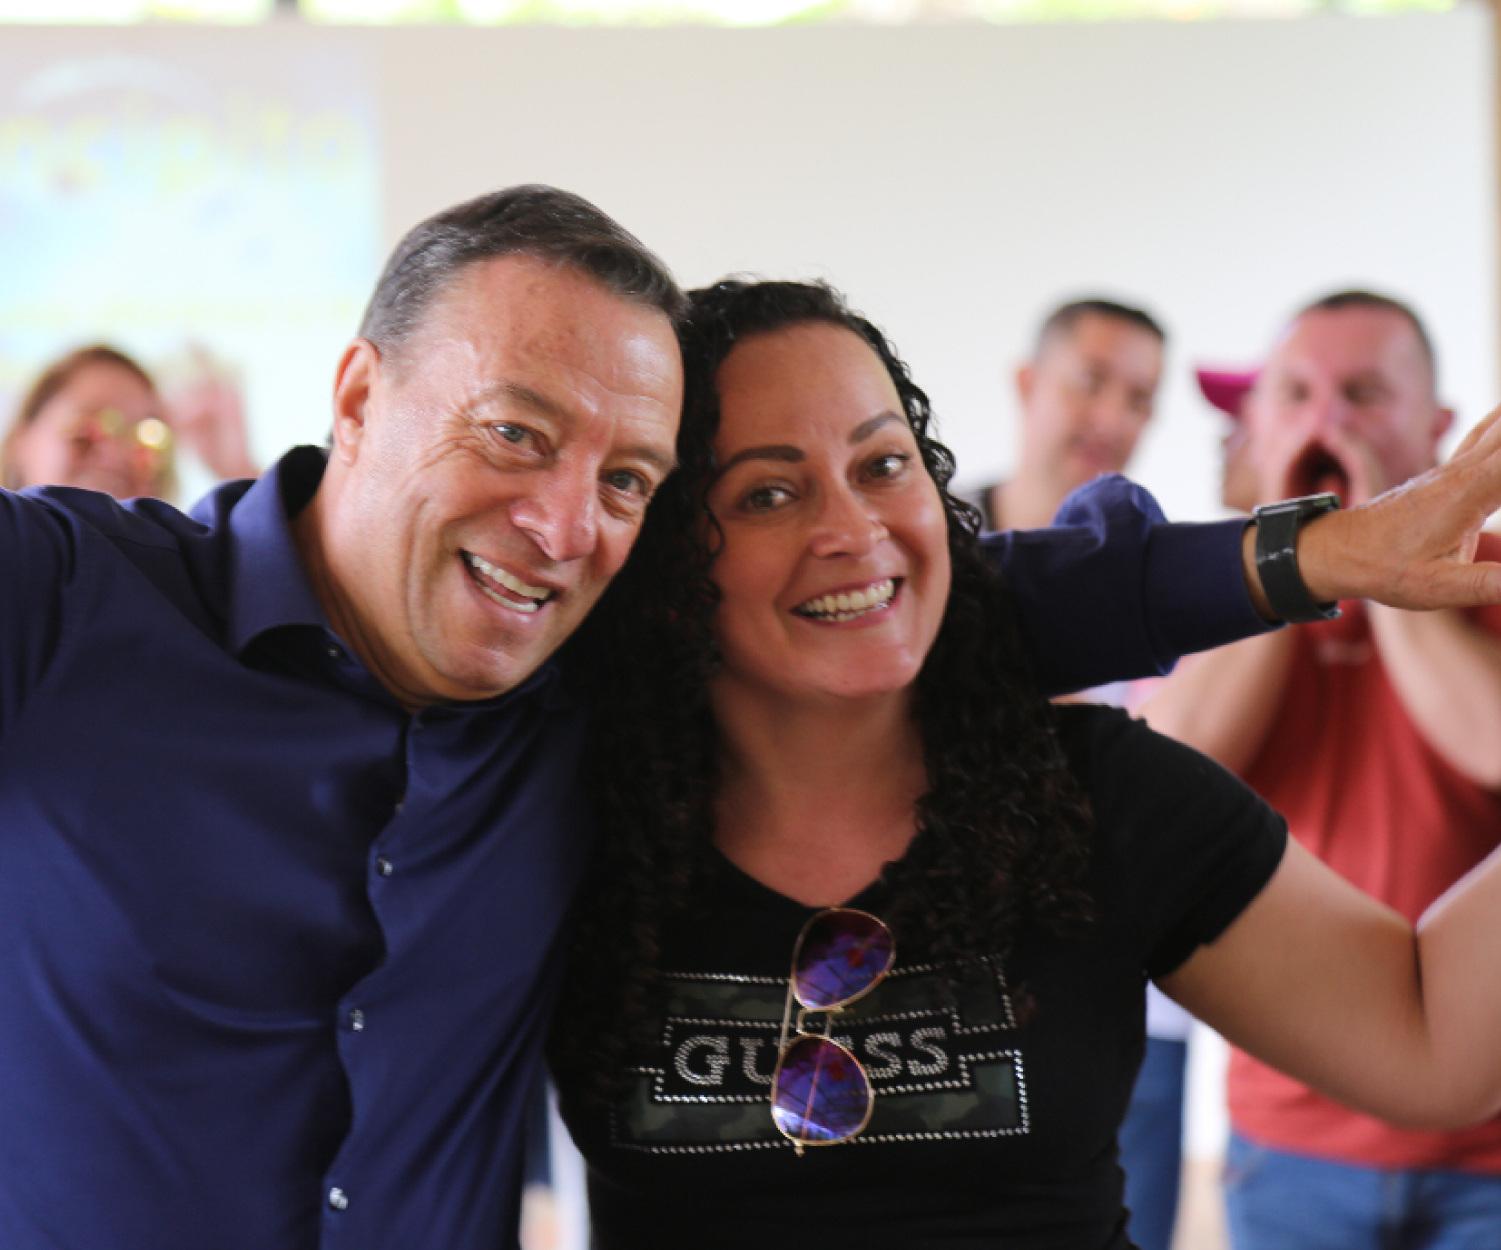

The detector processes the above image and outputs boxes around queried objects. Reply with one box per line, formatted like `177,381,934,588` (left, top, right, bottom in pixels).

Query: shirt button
328,1187,349,1211
348,1008,365,1032
325,643,344,661
375,857,393,877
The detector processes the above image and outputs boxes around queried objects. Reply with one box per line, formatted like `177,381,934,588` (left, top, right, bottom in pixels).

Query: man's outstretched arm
991,405,1501,698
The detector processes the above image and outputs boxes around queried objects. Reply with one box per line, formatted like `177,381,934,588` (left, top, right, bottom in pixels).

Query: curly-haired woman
548,279,1501,1250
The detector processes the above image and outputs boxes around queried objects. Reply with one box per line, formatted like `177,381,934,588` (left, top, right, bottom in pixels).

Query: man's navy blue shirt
0,448,592,1250
0,449,1264,1250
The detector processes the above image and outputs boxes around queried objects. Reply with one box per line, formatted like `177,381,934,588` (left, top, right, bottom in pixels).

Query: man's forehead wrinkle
470,379,571,421
432,325,676,431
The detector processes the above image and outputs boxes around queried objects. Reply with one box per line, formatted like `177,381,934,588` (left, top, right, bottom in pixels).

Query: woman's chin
713,658,922,710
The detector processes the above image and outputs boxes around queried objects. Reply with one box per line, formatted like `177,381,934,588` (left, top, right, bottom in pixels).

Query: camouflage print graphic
611,960,1028,1153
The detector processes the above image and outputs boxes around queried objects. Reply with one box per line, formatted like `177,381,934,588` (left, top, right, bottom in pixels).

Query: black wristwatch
1251,493,1342,624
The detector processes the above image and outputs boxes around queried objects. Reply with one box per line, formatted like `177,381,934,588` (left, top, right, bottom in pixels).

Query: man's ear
330,339,382,466
1015,362,1035,406
1434,404,1456,447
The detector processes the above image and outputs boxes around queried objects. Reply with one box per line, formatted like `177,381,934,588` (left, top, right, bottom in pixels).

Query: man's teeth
464,552,551,614
796,579,896,622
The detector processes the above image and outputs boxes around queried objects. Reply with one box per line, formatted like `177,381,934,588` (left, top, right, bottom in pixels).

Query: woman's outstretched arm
1162,836,1501,1131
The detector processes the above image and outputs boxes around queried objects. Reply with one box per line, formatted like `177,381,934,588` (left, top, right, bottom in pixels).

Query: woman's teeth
795,579,896,622
463,552,550,614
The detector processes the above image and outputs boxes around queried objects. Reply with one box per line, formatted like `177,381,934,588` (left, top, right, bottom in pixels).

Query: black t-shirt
560,706,1287,1249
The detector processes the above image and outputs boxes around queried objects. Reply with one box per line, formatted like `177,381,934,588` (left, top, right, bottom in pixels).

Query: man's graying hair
358,185,685,359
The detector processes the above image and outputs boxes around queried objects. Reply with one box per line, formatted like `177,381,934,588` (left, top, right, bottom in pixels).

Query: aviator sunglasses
771,907,896,1154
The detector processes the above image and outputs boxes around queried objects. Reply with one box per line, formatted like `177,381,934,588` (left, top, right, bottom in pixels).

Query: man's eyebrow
850,412,904,443
474,381,572,422
715,444,804,475
474,383,676,474
628,444,679,477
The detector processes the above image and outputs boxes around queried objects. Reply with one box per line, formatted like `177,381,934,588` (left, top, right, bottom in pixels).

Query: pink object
1195,367,1258,419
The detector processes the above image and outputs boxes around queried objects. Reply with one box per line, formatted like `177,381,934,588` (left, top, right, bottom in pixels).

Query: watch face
1256,492,1340,519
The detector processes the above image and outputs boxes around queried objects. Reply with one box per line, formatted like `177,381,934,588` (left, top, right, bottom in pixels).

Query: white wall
375,7,1497,522
4,12,1492,521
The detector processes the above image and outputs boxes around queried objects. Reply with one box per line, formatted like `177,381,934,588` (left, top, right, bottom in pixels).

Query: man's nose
1086,386,1135,433
808,483,885,559
1303,389,1353,433
510,466,600,563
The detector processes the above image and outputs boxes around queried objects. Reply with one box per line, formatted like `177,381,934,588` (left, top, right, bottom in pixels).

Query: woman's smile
705,321,951,706
791,577,899,623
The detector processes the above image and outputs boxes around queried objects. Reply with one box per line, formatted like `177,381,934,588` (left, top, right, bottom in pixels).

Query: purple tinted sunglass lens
792,909,894,1010
771,1035,872,1145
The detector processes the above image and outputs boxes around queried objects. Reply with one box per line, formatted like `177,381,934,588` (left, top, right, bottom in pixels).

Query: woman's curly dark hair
552,279,1093,1103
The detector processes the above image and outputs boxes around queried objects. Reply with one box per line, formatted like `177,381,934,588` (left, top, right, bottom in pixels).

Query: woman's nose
808,485,886,559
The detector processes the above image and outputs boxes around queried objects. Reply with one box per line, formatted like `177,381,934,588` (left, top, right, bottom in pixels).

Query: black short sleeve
1054,703,1288,980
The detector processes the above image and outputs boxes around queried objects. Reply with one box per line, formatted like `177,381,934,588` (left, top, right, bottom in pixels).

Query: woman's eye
743,484,793,512
868,453,911,480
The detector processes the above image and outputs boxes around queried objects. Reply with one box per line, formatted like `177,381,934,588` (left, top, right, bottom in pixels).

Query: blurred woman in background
2,343,256,501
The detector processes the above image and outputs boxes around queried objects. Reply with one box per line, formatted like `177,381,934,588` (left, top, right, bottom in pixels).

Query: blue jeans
1225,1132,1501,1250
1120,1036,1188,1250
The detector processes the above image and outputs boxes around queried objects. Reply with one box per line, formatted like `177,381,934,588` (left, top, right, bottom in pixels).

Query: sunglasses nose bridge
793,1003,843,1038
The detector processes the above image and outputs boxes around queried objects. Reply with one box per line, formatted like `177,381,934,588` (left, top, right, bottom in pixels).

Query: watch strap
1252,494,1341,625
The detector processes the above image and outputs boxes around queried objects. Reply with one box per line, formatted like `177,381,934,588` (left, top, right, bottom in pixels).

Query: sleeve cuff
1143,518,1276,666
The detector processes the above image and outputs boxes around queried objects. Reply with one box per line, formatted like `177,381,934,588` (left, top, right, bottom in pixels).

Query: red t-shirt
1230,536,1501,1170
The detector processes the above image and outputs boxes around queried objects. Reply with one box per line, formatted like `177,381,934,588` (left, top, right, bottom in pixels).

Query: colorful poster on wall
0,40,381,500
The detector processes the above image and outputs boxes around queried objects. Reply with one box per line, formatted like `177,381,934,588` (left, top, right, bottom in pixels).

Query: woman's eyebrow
850,412,904,443
714,412,903,477
716,444,804,475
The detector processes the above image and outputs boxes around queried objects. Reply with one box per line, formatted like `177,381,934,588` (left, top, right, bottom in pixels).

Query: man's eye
491,423,532,446
605,468,650,496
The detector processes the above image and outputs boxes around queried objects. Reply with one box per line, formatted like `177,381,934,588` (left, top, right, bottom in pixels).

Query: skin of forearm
1164,840,1501,1133
1135,628,1297,776
1367,604,1501,789
1241,507,1402,618
1409,846,1501,1126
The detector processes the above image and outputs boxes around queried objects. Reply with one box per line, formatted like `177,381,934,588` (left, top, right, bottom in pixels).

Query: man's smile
462,550,555,615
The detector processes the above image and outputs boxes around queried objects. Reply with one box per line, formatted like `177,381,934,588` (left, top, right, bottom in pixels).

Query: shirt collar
212,446,335,656
207,446,576,712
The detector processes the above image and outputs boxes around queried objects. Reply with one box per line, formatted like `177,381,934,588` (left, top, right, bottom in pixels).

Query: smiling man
0,187,685,1250
5,193,1501,1250
298,254,682,708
